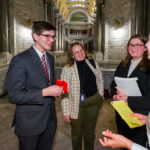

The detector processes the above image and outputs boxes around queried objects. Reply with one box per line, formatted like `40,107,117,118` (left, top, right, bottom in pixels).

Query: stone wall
103,0,136,61
0,0,46,96
9,0,45,55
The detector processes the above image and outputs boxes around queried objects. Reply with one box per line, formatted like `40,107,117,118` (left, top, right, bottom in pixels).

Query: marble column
145,0,150,36
45,0,55,25
45,2,52,23
135,0,145,34
63,24,69,51
96,3,102,52
58,19,62,51
55,16,59,51
0,0,12,96
61,23,65,51
0,0,9,53
87,25,90,36
95,2,103,61
68,25,71,37
45,1,57,52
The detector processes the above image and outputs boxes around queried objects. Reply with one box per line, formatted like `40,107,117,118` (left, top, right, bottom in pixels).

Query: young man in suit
7,21,63,150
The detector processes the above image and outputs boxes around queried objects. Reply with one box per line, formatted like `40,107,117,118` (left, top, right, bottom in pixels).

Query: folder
111,100,143,128
114,77,142,96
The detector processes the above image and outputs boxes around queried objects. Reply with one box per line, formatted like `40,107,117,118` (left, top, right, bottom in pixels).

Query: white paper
114,77,142,96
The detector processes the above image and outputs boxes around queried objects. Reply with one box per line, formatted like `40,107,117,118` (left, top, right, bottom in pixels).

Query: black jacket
110,62,150,146
111,62,150,115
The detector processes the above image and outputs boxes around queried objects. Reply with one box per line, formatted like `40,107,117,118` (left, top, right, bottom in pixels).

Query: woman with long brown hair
110,34,150,149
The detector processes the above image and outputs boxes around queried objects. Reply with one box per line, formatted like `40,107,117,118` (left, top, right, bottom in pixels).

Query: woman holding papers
110,34,150,148
60,42,104,150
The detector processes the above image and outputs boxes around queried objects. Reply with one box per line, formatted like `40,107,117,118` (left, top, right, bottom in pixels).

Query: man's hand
64,115,72,122
42,85,63,97
99,129,133,150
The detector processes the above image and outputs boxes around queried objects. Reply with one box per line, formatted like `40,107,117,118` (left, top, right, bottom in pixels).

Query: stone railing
0,53,116,97
0,52,12,96
55,67,115,91
68,34,89,39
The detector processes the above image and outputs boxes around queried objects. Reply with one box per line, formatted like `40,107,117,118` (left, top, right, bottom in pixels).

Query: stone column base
0,52,12,66
93,51,103,61
0,66,9,96
0,52,12,96
54,50,64,53
53,52,67,67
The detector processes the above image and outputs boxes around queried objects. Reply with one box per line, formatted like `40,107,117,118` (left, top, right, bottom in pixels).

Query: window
70,4,87,9
67,0,89,4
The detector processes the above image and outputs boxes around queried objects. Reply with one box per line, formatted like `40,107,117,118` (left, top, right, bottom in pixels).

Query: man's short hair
32,21,56,35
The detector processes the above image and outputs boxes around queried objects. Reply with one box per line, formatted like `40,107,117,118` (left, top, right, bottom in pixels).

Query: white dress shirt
33,45,50,80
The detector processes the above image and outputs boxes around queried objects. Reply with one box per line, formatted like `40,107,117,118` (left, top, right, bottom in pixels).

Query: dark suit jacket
110,62,150,146
7,46,56,136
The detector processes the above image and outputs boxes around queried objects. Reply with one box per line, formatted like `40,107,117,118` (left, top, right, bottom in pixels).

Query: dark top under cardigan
76,59,97,98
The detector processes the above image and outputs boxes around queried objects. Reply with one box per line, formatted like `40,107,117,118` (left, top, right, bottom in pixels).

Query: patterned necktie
41,54,50,83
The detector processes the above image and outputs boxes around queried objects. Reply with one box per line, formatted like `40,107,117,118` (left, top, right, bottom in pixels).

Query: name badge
80,94,85,103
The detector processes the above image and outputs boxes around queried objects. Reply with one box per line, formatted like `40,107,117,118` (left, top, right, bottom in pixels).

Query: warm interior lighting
21,27,32,38
111,28,126,39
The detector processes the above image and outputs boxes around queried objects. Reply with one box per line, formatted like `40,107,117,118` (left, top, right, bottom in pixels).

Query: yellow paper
111,100,143,128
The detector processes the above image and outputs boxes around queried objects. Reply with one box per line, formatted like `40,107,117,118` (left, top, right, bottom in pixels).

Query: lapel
72,61,80,92
127,61,140,78
127,62,144,95
46,52,54,84
29,46,49,84
122,63,130,78
85,59,97,75
128,66,139,78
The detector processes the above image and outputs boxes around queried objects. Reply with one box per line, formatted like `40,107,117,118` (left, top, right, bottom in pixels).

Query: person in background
99,36,150,150
61,42,104,150
110,34,150,148
7,21,63,150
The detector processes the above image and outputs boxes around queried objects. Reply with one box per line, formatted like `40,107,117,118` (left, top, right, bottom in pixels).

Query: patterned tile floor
0,96,119,150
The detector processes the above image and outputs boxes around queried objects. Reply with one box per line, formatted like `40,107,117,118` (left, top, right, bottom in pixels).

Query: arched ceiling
55,0,96,21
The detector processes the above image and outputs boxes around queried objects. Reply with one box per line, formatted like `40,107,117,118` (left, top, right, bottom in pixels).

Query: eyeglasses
37,33,56,40
73,49,84,55
129,44,144,48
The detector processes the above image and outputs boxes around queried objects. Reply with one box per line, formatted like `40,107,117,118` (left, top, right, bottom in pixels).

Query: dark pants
70,93,103,150
18,110,57,150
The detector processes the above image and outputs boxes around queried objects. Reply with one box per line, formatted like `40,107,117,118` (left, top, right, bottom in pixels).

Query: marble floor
0,96,119,150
